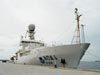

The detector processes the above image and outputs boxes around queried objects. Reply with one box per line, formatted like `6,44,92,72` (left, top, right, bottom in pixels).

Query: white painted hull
15,43,90,68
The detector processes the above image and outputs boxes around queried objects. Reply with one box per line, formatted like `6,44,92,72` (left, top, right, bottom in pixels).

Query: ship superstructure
10,8,90,68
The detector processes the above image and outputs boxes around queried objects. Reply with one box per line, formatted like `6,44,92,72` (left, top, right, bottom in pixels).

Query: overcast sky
0,0,100,61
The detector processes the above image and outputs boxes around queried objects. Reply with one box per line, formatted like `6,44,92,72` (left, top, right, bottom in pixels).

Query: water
78,61,100,70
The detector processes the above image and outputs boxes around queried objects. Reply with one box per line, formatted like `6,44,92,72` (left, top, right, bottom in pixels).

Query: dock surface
0,63,100,75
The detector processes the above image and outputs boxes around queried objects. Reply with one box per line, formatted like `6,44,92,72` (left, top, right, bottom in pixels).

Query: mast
71,8,82,44
81,24,85,43
75,8,82,44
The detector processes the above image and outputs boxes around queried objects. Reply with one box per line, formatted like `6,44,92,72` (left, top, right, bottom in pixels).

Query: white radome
28,24,35,31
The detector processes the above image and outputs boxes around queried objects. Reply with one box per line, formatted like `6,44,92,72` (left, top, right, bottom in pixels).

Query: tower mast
75,8,82,44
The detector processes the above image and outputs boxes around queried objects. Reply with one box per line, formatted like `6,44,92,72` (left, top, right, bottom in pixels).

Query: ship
10,8,90,68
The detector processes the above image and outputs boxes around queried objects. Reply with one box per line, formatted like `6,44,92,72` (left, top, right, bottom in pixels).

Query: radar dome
28,24,35,31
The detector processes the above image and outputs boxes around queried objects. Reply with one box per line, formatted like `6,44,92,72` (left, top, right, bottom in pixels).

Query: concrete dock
0,62,100,75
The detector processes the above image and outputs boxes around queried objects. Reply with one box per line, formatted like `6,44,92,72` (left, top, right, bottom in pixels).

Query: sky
0,0,100,61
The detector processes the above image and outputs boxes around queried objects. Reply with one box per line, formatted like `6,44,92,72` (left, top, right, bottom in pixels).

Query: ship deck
0,62,100,75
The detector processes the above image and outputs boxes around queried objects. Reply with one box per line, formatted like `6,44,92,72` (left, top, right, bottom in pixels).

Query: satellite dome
28,24,35,31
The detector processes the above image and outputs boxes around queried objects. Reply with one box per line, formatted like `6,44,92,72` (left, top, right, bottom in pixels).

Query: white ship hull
10,8,90,68
15,43,90,68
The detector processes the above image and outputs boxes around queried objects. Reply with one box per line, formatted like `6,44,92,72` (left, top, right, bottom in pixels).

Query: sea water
78,61,100,70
